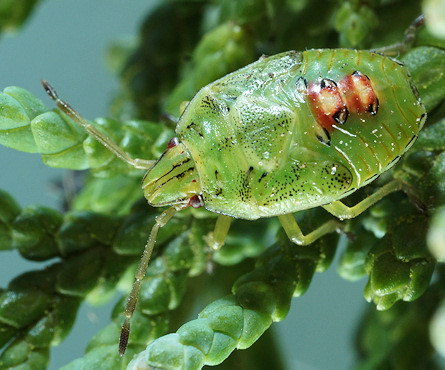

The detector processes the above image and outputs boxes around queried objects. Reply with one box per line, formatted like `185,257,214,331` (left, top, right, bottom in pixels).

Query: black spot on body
186,121,204,137
258,172,268,183
316,128,331,146
300,77,308,87
333,107,349,124
368,98,379,115
238,167,254,201
320,78,337,89
295,76,308,92
200,95,229,115
220,136,236,150
201,95,216,109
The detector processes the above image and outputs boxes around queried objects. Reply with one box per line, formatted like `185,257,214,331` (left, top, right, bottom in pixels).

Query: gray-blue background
0,1,367,368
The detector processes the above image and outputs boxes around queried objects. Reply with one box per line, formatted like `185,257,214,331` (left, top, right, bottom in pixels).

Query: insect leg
119,206,177,356
205,214,233,250
322,180,402,220
41,80,155,170
371,15,425,56
160,111,179,126
278,214,341,246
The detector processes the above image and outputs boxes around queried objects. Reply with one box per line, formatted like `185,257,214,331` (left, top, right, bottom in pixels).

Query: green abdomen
177,49,426,220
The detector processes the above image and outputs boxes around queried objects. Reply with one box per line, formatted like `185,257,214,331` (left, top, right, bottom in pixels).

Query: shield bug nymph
41,17,426,356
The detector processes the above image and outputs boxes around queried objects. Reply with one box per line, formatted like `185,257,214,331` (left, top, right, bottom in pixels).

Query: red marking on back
338,71,378,114
307,79,347,131
305,71,379,134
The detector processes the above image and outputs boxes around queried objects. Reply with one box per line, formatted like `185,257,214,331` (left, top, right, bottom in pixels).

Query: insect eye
188,194,204,208
166,137,179,149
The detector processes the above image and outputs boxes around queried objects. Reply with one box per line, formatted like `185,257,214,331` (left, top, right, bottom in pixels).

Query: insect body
144,49,426,219
42,47,426,356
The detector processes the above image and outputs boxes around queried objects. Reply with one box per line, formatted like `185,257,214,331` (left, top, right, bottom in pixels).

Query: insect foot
204,232,223,250
204,215,233,250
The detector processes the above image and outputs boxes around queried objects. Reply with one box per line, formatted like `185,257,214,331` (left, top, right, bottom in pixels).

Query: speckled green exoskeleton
41,20,426,355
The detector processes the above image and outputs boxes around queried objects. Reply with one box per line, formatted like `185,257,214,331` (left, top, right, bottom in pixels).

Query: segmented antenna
119,206,177,355
41,80,155,170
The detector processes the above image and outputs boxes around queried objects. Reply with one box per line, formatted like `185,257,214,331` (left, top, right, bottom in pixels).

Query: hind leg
322,180,402,220
371,15,425,56
280,180,402,245
278,214,342,246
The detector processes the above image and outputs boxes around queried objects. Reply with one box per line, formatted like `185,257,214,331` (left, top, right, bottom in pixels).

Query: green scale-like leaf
0,87,46,152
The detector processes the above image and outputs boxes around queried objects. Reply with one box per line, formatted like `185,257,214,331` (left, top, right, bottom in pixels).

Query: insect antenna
119,206,178,356
41,80,155,170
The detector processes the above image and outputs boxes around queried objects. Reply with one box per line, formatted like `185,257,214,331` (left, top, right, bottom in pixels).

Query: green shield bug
41,16,427,356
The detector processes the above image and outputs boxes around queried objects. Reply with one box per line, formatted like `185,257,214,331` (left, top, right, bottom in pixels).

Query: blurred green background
0,1,368,369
